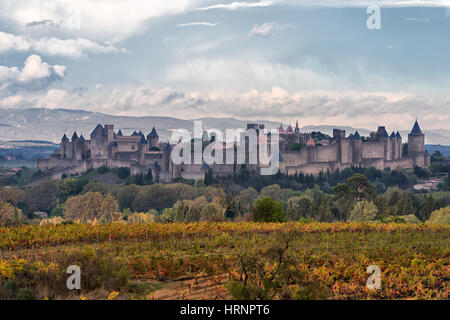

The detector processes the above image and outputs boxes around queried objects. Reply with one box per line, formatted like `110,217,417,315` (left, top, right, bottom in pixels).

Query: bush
16,288,36,300
251,197,286,222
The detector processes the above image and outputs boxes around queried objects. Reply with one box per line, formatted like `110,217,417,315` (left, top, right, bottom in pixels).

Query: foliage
39,217,65,227
426,206,450,224
64,192,121,223
0,222,448,299
251,197,286,223
348,200,378,222
0,200,23,226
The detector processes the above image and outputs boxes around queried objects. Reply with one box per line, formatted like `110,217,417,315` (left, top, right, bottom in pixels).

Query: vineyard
0,222,448,300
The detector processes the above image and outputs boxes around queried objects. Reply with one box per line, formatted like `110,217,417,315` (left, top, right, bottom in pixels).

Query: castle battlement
37,121,430,181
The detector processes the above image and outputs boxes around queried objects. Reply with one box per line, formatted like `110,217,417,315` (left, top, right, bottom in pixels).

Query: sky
0,0,450,131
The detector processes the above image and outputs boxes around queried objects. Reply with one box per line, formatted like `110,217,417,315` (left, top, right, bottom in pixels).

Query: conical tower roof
410,120,422,135
147,127,159,138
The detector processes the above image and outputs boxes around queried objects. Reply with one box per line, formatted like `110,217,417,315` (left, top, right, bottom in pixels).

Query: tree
287,196,313,221
251,197,285,222
348,200,378,222
238,187,259,212
116,167,130,179
346,174,376,201
260,184,284,202
22,180,58,215
0,200,14,225
64,192,120,223
56,177,90,203
426,206,450,224
0,187,23,205
204,168,214,186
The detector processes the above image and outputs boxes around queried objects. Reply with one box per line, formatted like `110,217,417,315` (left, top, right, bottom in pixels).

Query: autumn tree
64,192,120,223
348,200,378,222
0,200,23,226
0,186,23,205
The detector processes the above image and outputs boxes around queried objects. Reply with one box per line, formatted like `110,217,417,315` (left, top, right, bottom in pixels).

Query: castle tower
138,134,148,163
378,127,392,161
147,127,159,149
90,124,107,159
408,120,426,167
61,134,69,158
350,131,362,163
390,131,397,160
104,125,115,142
295,121,300,133
396,131,402,159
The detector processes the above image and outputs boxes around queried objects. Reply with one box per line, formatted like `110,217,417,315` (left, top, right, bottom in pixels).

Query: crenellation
37,120,430,180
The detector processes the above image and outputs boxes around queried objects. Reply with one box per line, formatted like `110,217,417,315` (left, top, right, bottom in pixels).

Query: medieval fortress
37,120,430,182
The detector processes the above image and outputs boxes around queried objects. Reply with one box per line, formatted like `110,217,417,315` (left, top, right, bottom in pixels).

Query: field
0,222,448,300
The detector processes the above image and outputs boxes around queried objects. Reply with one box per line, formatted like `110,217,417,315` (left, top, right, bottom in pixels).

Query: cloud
0,55,65,96
404,17,431,22
0,0,205,42
274,0,450,7
0,32,130,58
25,19,56,28
176,22,218,27
249,22,276,38
2,84,449,131
193,1,273,11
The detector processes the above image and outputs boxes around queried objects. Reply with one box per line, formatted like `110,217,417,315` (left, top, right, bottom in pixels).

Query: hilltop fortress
37,120,430,182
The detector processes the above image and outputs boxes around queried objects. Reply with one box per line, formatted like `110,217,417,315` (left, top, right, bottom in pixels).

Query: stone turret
408,120,427,167
147,127,159,148
398,134,402,159
350,131,362,163
61,134,69,158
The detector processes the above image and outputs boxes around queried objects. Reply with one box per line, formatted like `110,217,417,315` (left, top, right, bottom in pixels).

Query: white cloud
274,0,450,7
165,58,337,94
404,17,431,22
0,55,65,96
193,1,272,11
0,0,205,42
176,22,217,27
2,84,449,131
0,31,130,58
249,22,276,37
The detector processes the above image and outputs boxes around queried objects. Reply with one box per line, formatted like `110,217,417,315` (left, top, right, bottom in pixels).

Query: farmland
0,222,448,300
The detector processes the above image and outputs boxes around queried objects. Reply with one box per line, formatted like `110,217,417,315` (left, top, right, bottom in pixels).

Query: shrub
251,197,285,222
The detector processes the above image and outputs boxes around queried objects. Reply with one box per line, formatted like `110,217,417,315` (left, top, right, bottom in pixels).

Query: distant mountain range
0,108,449,146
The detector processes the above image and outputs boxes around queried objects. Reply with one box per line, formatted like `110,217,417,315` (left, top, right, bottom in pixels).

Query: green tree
347,174,376,201
287,196,313,220
56,177,90,203
22,180,58,215
251,197,286,222
348,200,378,222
